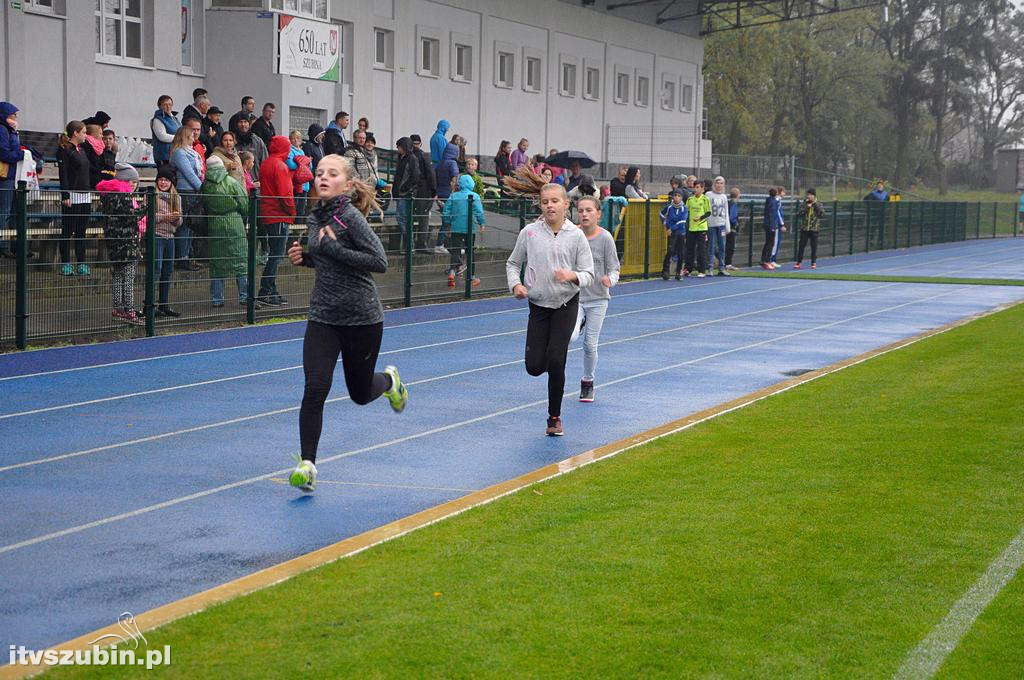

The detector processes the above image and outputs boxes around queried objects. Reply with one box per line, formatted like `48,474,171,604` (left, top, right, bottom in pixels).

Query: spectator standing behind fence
212,131,245,188
609,166,628,197
251,103,277,148
684,180,711,277
153,166,181,318
430,119,450,169
228,96,256,136
364,133,381,183
564,161,585,192
303,124,325,174
239,151,257,192
151,95,180,167
793,188,824,270
201,155,249,308
205,106,225,149
760,187,785,269
510,138,530,169
495,140,512,190
287,130,313,218
343,129,374,184
865,180,889,201
357,117,370,134
464,157,485,196
83,124,114,188
706,176,731,276
323,111,348,156
0,102,21,259
232,117,268,183
97,163,144,325
257,136,296,307
442,174,485,287
433,141,461,255
411,134,436,252
393,137,420,249
181,88,207,125
725,187,741,271
660,189,688,280
56,120,92,276
170,124,204,272
623,167,648,199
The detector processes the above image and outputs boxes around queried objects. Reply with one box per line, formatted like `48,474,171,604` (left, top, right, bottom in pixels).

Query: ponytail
349,178,380,216
59,120,85,150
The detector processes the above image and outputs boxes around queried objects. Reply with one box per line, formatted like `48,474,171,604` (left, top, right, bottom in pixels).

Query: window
26,0,66,15
584,66,600,100
451,40,473,83
560,62,577,97
418,37,440,77
270,0,328,20
636,75,650,107
614,71,630,104
181,0,193,68
681,82,694,112
210,0,262,6
660,78,676,110
289,106,326,137
496,51,515,88
523,55,541,93
95,0,144,62
374,28,394,70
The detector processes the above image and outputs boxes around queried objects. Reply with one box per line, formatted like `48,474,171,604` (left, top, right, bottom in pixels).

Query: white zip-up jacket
707,190,730,232
506,219,595,309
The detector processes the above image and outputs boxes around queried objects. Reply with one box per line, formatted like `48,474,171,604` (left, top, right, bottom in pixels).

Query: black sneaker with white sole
579,380,595,402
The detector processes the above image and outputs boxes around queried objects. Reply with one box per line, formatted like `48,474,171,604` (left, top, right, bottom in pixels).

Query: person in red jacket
257,135,295,306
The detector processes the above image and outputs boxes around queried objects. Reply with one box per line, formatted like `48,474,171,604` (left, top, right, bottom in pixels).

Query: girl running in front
572,196,620,403
285,154,408,492
506,183,595,436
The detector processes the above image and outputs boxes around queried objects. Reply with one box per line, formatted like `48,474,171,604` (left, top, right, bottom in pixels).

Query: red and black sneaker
447,273,456,288
545,416,563,436
579,380,595,403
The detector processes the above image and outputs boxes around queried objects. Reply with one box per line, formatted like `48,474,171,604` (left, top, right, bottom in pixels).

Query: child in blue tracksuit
761,187,786,268
660,189,688,280
441,174,485,286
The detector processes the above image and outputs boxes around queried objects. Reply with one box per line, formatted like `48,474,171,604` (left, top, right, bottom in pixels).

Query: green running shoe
289,459,317,492
382,365,408,413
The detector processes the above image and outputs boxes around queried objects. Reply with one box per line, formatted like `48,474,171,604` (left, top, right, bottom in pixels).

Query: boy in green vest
684,180,711,277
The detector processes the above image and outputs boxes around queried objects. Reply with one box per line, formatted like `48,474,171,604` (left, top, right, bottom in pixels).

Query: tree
972,8,1024,184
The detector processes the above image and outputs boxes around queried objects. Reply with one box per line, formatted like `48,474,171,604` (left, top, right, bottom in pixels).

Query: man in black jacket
322,111,348,156
393,137,421,251
251,103,277,148
228,96,256,136
410,134,436,252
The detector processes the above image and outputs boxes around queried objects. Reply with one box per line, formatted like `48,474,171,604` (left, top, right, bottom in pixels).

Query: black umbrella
544,150,596,169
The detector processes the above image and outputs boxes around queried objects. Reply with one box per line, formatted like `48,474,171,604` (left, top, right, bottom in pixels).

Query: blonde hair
539,183,567,200
169,126,194,156
577,195,601,211
317,154,380,216
85,124,103,138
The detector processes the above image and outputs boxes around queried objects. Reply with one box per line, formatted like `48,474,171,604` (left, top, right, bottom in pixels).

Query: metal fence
1,182,1019,351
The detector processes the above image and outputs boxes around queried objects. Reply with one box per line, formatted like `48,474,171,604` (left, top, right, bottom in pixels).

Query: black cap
410,134,422,143
156,165,177,183
208,106,224,115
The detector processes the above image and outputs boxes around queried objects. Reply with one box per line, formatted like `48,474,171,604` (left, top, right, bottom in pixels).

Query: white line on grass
0,286,954,556
892,527,1024,680
0,281,813,419
0,282,883,472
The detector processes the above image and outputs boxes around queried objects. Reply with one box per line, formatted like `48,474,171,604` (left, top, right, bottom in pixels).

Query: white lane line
0,281,812,419
0,277,732,382
267,477,475,493
0,281,876,472
892,527,1024,680
820,241,1024,275
0,286,955,556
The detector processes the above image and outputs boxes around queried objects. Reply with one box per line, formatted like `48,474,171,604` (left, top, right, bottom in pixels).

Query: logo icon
87,612,148,649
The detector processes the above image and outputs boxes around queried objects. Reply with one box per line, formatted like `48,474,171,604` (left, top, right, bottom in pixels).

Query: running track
1,240,1022,652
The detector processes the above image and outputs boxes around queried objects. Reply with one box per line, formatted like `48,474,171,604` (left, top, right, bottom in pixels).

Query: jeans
0,178,13,252
211,276,248,304
258,222,288,297
154,237,175,304
570,298,609,382
396,197,412,248
707,226,726,271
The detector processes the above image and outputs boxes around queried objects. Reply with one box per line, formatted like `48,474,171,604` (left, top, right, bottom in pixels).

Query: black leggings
299,320,391,462
684,231,707,273
662,232,685,276
725,230,737,266
60,203,89,264
797,231,819,263
761,229,775,264
525,295,579,418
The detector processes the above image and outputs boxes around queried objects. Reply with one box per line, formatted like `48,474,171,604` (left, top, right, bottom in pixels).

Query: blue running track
1,240,1022,652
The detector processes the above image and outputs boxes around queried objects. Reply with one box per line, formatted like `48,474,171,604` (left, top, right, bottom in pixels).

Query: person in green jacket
684,180,711,277
201,155,249,307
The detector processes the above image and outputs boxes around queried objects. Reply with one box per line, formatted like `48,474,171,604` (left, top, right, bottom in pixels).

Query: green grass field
53,303,1024,678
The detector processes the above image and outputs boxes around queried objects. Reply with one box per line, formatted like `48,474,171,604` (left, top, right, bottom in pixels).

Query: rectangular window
181,0,193,68
270,0,328,20
614,72,630,104
681,83,694,112
419,37,440,77
584,66,600,100
289,106,326,137
374,28,394,69
26,0,66,15
660,79,676,110
560,62,577,97
524,56,541,93
636,75,649,107
95,0,144,62
496,51,515,88
453,43,472,82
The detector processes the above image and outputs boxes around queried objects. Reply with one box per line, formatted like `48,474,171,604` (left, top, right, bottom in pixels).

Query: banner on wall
278,15,339,82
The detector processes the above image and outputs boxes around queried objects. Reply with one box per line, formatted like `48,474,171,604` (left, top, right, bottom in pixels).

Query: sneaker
212,301,225,308
793,262,802,269
60,264,74,276
726,264,738,271
545,416,563,436
579,381,595,403
124,311,144,326
447,273,456,288
112,309,126,321
811,263,817,269
433,245,449,255
158,306,181,318
697,272,706,278
661,272,669,281
760,263,771,270
717,269,731,276
77,264,90,276
682,269,690,277
769,262,778,269
273,295,288,306
470,277,481,287
382,365,408,413
188,261,201,271
289,459,318,493
674,273,682,281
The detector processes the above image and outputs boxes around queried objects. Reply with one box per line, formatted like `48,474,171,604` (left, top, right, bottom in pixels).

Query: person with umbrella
545,150,595,192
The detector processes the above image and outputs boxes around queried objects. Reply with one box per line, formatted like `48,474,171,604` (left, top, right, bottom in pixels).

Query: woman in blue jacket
170,126,204,270
441,174,485,287
0,102,22,258
433,142,461,253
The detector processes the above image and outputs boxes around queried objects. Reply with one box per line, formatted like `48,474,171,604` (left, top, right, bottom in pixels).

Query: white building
1,0,710,167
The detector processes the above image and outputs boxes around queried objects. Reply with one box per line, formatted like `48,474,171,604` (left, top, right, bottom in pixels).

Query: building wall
1,0,708,166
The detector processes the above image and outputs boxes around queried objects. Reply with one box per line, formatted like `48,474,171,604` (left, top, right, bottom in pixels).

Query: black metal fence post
643,197,651,279
404,198,413,307
246,189,258,324
975,202,981,240
464,194,474,299
144,186,157,336
831,201,837,257
848,202,854,255
992,202,998,238
14,181,28,350
864,204,872,253
747,202,754,267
